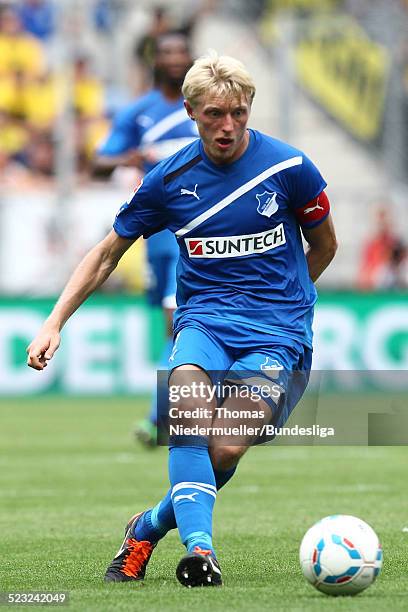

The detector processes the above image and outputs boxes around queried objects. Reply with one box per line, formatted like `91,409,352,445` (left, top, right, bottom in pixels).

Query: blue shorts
168,324,312,431
146,254,177,308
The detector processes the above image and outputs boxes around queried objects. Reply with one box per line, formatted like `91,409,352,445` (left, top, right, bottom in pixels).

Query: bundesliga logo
185,224,286,258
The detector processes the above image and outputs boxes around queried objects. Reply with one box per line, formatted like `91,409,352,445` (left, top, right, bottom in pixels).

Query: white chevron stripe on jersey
175,156,302,237
140,108,191,144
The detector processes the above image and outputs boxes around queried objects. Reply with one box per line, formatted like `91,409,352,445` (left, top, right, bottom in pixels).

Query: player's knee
169,367,214,415
210,445,245,471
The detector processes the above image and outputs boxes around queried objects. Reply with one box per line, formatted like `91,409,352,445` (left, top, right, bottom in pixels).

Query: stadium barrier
0,292,407,395
0,295,163,395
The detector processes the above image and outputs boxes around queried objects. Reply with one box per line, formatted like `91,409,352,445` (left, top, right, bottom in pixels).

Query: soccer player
27,52,337,587
95,32,197,446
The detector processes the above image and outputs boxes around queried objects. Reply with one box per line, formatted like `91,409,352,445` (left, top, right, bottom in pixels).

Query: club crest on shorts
260,357,284,379
256,191,278,217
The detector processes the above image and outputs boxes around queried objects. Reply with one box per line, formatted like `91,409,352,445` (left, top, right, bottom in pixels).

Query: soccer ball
299,515,383,596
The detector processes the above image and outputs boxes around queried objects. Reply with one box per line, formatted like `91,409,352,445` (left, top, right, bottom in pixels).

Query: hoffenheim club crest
256,191,279,217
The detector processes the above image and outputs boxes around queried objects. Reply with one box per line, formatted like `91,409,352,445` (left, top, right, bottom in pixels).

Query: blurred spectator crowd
0,1,209,186
0,1,113,185
357,207,408,290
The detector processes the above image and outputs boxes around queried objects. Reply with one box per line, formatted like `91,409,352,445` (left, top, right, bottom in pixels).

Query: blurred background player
18,0,55,43
133,5,172,92
95,31,197,446
133,4,200,93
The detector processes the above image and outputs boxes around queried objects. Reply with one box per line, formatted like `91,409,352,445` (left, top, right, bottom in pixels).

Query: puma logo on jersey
181,184,200,200
303,199,324,215
173,492,199,503
185,224,286,258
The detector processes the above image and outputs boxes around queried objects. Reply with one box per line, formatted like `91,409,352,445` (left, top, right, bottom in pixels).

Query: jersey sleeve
113,164,167,239
289,154,328,229
97,107,141,156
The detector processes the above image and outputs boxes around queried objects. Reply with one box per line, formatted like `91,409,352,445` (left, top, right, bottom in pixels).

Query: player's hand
141,146,159,165
26,327,61,371
123,150,147,168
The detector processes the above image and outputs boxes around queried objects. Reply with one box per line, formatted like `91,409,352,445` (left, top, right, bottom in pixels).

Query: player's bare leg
209,389,274,471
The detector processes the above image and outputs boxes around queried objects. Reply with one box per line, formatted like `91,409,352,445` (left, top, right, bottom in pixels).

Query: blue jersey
114,130,327,348
98,89,198,258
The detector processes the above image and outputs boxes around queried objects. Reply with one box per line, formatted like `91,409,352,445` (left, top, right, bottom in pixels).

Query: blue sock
133,508,165,542
169,445,217,554
135,465,237,543
148,338,173,425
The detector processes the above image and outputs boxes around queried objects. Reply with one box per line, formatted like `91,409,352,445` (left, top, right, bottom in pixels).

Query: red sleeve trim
295,191,330,228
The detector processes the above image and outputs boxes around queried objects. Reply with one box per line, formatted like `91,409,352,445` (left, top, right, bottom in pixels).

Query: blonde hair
182,50,256,107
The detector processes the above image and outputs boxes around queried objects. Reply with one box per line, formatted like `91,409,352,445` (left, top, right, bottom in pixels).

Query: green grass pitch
1,397,407,611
